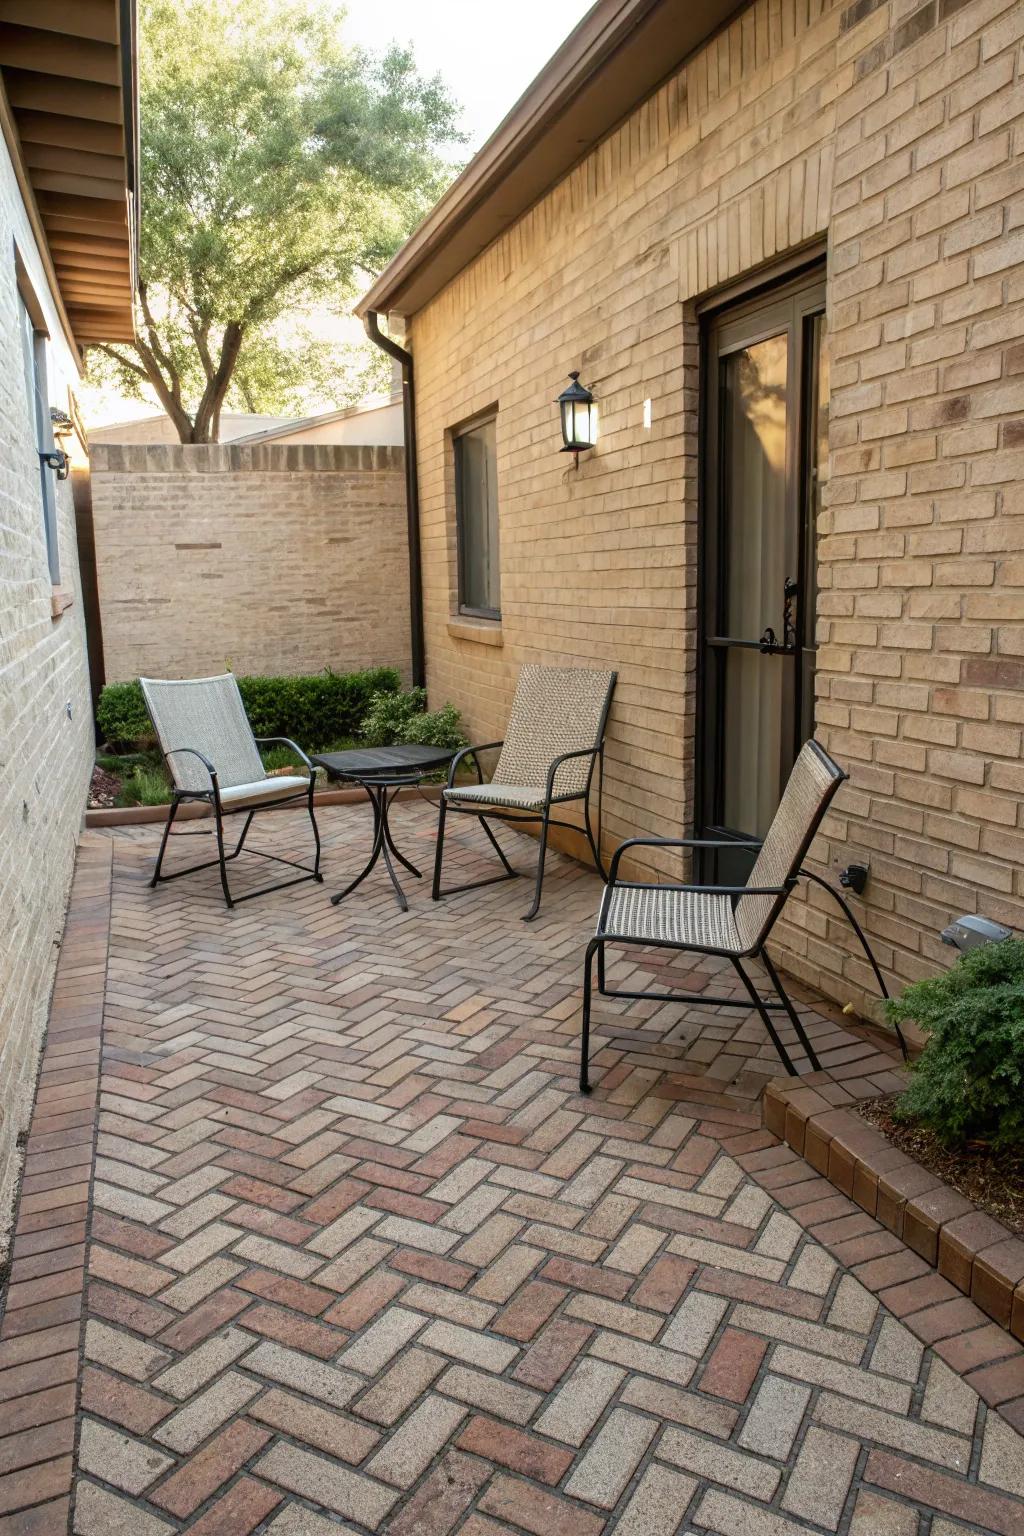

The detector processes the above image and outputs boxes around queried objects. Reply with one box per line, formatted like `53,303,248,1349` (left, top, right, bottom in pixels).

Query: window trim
15,247,61,586
453,409,500,622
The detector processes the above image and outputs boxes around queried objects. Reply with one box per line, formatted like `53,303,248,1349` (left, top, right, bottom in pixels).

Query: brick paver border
0,835,112,1532
763,1076,1024,1426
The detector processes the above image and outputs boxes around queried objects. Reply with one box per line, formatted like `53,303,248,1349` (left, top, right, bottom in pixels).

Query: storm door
697,268,828,885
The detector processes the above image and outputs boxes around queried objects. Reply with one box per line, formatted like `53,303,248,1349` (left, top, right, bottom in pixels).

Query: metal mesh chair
580,740,870,1087
141,674,322,908
432,665,617,921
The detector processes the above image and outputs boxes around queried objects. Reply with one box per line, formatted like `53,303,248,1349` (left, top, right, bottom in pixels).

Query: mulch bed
858,1094,1024,1239
88,764,121,809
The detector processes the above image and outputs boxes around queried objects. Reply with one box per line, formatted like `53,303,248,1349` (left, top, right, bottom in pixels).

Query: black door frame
694,256,828,880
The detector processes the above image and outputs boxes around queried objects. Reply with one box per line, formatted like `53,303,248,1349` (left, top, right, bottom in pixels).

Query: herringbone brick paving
3,803,1024,1534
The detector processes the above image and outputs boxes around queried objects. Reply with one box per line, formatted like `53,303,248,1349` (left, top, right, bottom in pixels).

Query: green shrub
115,765,173,807
96,667,402,752
96,683,153,749
888,937,1024,1149
360,688,466,752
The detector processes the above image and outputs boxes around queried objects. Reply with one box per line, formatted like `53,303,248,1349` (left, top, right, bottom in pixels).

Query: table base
329,782,422,912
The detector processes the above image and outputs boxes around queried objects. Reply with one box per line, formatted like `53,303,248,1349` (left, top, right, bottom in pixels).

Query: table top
312,744,457,781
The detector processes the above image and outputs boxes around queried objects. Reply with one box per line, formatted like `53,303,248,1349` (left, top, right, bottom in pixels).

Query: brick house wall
0,141,94,1233
408,0,1024,1017
90,443,410,685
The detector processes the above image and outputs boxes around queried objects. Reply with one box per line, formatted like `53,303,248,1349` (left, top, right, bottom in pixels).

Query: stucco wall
409,0,1024,1016
0,139,93,1237
90,442,410,684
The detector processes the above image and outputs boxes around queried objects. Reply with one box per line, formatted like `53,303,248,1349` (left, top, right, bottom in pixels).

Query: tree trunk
191,323,244,443
105,311,246,443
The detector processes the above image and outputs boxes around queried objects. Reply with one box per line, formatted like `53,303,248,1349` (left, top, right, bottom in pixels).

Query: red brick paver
1,809,1023,1533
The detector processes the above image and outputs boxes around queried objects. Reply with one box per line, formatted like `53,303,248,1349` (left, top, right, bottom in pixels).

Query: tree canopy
92,0,463,441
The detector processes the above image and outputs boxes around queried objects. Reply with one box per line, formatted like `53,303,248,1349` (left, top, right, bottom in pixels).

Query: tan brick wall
90,443,410,684
0,143,93,1240
409,0,1024,1017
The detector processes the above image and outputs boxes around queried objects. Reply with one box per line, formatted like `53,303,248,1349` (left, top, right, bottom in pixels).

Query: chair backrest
734,740,847,951
140,674,265,793
492,666,616,798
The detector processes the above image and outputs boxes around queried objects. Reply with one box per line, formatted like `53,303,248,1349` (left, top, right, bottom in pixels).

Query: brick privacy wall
409,0,1024,1018
90,442,409,685
0,144,94,1236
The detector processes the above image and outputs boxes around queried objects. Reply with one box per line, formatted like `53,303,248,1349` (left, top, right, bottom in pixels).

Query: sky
342,0,596,152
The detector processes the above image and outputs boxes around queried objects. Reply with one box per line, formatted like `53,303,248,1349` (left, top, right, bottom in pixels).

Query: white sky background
84,0,595,426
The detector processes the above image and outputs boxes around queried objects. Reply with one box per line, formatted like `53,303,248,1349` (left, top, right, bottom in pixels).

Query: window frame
15,252,61,585
453,411,500,622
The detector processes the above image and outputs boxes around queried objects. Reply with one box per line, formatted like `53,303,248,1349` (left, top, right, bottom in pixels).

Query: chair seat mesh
600,885,742,952
444,783,548,812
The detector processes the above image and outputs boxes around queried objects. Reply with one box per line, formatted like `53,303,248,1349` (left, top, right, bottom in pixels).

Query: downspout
363,311,425,689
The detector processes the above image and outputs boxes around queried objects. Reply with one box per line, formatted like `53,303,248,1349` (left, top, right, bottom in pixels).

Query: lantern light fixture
557,371,598,464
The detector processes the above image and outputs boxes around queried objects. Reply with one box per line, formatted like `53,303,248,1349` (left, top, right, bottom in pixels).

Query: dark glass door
698,269,828,884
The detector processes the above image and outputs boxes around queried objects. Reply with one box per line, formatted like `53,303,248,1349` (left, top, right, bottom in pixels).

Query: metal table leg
329,780,423,911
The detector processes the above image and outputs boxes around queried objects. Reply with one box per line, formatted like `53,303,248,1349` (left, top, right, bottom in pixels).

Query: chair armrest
607,835,761,885
544,745,601,801
448,741,504,788
610,881,787,898
670,838,763,850
163,747,218,793
254,736,314,772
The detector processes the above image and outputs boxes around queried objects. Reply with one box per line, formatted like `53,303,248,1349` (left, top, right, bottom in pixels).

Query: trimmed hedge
97,667,402,752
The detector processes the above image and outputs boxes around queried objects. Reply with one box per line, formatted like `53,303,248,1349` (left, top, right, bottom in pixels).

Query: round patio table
312,745,456,912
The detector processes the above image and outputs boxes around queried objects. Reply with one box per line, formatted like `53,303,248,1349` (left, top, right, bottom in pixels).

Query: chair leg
431,796,447,901
731,958,797,1076
229,809,256,859
308,789,323,880
580,938,599,1092
583,796,607,883
214,806,234,909
522,807,551,922
151,796,180,887
760,949,821,1071
597,940,606,995
479,816,517,878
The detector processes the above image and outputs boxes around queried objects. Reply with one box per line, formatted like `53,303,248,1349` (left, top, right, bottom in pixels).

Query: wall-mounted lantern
557,371,598,465
48,408,73,479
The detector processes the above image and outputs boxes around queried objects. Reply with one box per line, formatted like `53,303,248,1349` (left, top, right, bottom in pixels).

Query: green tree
91,0,462,441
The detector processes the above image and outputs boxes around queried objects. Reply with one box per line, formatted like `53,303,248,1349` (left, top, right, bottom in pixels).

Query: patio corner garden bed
857,1094,1024,1240
766,935,1024,1343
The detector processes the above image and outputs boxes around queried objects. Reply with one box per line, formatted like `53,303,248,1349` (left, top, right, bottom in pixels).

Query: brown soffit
356,0,740,323
0,0,139,358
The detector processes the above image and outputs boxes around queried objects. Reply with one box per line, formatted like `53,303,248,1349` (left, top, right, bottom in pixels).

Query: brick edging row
764,1079,1024,1344
0,835,112,1532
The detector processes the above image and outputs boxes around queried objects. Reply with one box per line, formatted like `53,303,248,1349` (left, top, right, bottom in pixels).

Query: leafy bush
96,667,402,752
116,765,173,808
361,688,466,753
95,683,154,749
888,937,1024,1149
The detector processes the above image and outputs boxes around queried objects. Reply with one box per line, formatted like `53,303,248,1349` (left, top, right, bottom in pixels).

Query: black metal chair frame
432,740,610,924
580,837,908,1093
150,737,323,909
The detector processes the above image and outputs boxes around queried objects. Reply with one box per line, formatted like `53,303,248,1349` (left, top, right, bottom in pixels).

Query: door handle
759,577,799,656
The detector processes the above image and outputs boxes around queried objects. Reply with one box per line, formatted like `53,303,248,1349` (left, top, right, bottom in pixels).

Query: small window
455,415,499,619
17,292,60,584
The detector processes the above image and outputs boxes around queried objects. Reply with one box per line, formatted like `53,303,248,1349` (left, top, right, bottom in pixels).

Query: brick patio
2,801,1024,1534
